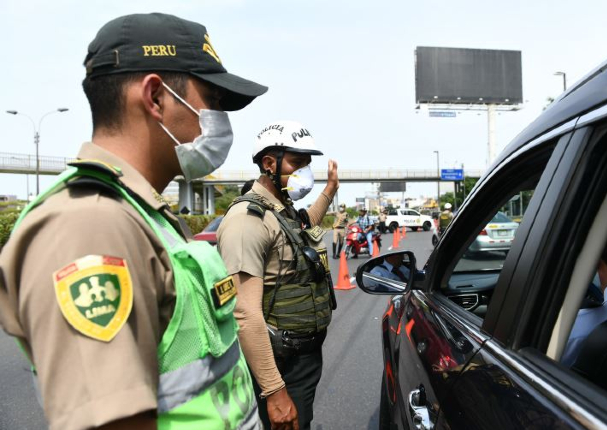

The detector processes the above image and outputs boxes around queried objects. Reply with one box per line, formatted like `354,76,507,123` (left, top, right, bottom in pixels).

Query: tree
346,207,359,219
440,177,480,210
215,185,240,214
439,192,455,210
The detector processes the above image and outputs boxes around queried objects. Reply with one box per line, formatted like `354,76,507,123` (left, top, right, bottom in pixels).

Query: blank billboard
415,47,522,105
380,182,407,192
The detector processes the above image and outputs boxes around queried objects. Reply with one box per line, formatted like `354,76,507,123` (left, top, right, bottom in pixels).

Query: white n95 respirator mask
282,165,314,201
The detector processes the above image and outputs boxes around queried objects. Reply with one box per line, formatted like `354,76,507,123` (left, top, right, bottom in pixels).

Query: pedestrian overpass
0,152,484,214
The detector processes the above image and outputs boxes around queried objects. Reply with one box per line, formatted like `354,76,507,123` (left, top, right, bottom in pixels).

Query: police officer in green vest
439,202,454,233
0,13,267,430
217,121,339,430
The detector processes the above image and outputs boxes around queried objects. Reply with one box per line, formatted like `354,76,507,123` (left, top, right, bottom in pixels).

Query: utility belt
334,226,345,229
268,327,327,358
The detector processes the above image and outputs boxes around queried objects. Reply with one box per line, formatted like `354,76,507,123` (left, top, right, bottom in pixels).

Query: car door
394,129,570,429
443,121,607,429
402,210,416,227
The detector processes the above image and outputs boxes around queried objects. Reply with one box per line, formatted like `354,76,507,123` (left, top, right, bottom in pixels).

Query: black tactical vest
228,193,332,334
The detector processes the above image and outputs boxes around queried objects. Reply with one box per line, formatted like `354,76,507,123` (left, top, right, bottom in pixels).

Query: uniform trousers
252,349,323,430
333,227,345,245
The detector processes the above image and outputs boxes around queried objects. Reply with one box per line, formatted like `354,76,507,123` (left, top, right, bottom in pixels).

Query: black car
357,60,607,429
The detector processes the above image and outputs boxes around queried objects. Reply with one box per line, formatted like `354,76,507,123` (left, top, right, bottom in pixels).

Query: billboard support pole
487,104,497,166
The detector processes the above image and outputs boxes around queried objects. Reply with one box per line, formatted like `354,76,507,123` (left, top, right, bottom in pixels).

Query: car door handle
408,388,434,430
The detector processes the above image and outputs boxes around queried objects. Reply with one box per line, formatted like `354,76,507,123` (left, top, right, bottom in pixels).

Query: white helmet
252,120,323,163
444,203,452,209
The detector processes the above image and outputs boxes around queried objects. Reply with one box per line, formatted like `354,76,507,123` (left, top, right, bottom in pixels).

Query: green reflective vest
439,210,453,230
12,162,260,430
229,194,332,334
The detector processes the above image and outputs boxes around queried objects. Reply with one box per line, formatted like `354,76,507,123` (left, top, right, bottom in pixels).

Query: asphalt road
0,229,435,430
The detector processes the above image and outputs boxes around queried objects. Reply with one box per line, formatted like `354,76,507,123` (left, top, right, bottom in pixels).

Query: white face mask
158,83,233,182
282,165,314,201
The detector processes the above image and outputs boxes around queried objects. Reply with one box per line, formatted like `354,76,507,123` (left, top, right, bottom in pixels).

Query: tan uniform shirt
0,143,185,430
379,213,387,223
217,180,332,394
333,211,349,229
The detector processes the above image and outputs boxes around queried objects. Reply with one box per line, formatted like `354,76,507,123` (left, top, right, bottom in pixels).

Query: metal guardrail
0,152,75,175
0,152,484,182
200,169,485,183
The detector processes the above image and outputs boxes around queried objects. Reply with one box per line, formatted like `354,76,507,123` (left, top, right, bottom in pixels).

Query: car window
453,193,532,273
204,216,223,232
433,139,559,320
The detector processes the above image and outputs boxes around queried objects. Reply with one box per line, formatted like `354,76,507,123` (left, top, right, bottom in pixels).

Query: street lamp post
434,150,440,211
554,71,567,92
6,108,69,195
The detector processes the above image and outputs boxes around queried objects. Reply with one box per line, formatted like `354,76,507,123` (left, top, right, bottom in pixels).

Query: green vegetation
321,215,335,230
0,212,20,249
440,177,480,210
179,215,215,235
215,185,240,215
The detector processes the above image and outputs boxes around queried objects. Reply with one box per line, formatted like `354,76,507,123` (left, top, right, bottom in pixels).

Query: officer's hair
82,72,189,132
602,243,607,263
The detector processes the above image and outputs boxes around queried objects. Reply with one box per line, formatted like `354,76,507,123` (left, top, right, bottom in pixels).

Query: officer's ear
261,153,277,174
140,74,166,122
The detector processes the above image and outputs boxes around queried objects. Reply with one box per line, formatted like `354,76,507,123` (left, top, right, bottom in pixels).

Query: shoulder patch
302,225,326,243
53,255,133,342
247,202,266,218
68,159,123,178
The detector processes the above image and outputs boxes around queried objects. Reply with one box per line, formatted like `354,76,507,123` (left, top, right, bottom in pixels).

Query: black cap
84,13,268,111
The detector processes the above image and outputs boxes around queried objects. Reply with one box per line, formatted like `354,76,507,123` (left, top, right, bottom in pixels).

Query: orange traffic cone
391,228,400,250
372,240,380,257
335,251,356,290
401,226,407,238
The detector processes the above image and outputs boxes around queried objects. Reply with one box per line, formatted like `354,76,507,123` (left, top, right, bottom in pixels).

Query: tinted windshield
491,212,514,223
204,216,224,232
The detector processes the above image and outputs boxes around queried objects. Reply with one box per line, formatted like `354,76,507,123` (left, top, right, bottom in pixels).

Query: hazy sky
2,0,606,206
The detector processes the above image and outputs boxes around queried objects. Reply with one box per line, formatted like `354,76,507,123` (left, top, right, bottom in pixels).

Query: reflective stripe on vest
158,341,240,413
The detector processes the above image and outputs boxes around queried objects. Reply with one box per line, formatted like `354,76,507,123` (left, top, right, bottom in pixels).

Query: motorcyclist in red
356,208,375,256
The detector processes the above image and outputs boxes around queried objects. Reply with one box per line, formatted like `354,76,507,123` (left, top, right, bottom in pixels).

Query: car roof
492,59,607,168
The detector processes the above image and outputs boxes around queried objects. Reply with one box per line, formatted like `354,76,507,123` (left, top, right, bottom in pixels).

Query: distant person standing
378,209,388,234
332,203,349,258
439,202,454,233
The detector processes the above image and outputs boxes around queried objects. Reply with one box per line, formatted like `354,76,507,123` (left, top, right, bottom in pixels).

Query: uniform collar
77,142,168,211
251,180,287,213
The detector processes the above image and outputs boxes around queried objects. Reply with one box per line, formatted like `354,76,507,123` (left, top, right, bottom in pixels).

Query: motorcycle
344,224,382,259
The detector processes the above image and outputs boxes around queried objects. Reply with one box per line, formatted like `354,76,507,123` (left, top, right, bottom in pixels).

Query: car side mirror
355,251,417,295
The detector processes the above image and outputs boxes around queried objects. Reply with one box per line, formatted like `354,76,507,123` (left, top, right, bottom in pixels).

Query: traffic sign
429,111,456,118
441,169,464,181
